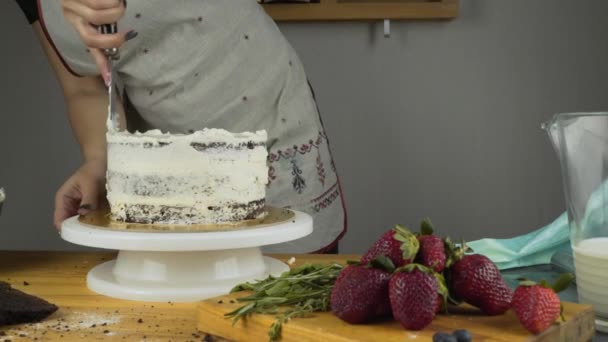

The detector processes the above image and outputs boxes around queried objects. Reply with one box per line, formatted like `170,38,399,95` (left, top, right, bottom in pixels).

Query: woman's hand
60,0,131,83
53,159,107,230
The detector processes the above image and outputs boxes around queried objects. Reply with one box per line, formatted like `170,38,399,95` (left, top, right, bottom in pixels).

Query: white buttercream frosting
106,128,268,225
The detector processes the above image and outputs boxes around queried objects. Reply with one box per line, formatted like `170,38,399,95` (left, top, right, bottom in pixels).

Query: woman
15,0,346,254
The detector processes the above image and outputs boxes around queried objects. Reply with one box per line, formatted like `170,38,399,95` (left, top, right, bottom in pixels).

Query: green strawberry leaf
447,293,463,306
393,224,420,261
519,280,537,287
552,273,575,293
560,303,565,322
447,238,471,265
434,272,450,314
369,255,396,273
395,263,432,274
420,218,434,236
393,224,413,241
346,260,361,265
442,268,463,305
430,260,439,270
393,224,407,232
443,236,458,268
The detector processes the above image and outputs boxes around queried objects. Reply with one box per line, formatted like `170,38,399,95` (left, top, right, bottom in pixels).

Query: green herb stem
224,262,344,341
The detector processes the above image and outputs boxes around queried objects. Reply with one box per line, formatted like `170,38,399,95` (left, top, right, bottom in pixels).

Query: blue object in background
467,212,572,272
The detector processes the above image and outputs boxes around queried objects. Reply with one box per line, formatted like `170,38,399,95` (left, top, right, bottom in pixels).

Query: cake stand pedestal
60,208,312,303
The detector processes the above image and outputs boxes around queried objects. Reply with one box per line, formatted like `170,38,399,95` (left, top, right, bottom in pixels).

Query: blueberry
433,332,457,342
452,329,473,342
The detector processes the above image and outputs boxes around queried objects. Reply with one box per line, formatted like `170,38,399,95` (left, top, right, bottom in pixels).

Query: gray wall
2,0,608,253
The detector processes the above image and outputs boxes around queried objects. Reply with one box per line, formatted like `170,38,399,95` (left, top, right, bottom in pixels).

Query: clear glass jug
542,112,608,332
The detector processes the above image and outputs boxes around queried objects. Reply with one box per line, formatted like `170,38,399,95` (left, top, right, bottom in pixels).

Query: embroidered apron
38,0,346,253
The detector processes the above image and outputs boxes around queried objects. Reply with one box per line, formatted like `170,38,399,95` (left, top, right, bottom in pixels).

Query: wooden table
0,251,354,342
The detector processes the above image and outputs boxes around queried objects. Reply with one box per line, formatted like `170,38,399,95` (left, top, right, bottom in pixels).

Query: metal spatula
0,187,5,215
98,23,120,132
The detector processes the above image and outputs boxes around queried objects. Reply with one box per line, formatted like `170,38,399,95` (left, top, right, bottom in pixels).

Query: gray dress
38,0,346,253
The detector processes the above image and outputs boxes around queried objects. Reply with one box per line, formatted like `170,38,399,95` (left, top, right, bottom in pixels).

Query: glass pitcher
542,112,608,332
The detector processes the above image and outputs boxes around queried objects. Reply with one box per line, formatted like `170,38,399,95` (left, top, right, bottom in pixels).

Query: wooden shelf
261,0,459,21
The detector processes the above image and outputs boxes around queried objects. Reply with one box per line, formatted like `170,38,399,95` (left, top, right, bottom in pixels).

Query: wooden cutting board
197,287,595,342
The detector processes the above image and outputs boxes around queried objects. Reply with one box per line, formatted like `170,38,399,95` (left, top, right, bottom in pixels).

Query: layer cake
105,128,268,225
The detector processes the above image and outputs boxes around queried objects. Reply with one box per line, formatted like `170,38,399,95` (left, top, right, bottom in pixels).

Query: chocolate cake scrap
0,282,58,326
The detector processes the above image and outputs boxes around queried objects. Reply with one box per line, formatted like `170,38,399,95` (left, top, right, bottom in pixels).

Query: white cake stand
60,208,313,303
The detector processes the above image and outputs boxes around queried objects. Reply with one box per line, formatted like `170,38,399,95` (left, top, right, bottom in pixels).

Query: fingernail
125,30,138,41
123,0,127,8
103,72,111,86
79,204,95,210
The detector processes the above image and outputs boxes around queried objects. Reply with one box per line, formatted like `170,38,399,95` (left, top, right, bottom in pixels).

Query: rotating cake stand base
87,254,288,302
61,208,312,303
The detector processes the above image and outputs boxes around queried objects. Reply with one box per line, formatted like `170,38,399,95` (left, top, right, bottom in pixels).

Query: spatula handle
98,23,120,59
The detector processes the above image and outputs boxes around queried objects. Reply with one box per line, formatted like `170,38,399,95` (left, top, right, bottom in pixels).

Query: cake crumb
137,318,143,324
23,281,29,286
287,257,296,265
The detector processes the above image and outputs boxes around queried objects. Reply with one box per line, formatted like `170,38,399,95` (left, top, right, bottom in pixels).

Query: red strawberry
360,224,419,267
415,218,447,272
330,257,395,324
435,295,444,314
389,264,448,330
449,253,513,315
511,274,574,334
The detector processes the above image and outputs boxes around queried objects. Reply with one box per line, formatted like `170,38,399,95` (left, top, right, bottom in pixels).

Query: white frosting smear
106,128,268,225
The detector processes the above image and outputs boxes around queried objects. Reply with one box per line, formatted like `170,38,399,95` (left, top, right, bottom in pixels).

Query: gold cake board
78,207,295,233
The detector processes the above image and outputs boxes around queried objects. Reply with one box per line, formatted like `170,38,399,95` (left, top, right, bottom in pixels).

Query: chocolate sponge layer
115,199,266,225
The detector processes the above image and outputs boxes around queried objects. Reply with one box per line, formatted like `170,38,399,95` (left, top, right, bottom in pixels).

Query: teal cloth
468,178,608,270
467,212,570,270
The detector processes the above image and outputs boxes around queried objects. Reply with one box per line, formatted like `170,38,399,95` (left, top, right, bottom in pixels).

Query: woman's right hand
53,159,107,230
60,0,129,83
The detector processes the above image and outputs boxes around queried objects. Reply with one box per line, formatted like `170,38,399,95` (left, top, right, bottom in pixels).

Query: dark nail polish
79,204,95,210
123,0,127,8
125,30,138,41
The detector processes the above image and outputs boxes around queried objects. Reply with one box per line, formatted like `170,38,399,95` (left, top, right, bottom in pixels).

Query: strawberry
360,224,419,267
330,256,395,324
511,273,574,334
415,218,447,272
434,298,442,314
389,264,448,330
449,253,513,315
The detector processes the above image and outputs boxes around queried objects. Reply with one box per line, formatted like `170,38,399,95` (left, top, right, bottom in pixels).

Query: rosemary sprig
225,262,344,342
